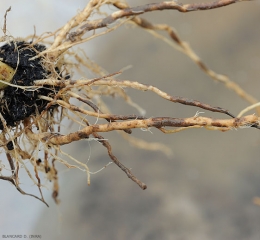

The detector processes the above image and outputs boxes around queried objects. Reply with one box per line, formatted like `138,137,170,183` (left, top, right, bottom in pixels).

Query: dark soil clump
0,41,57,130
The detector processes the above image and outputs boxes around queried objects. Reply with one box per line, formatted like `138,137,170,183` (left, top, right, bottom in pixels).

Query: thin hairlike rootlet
0,0,259,206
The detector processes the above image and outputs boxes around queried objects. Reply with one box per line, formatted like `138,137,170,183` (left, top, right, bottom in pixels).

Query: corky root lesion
0,0,258,206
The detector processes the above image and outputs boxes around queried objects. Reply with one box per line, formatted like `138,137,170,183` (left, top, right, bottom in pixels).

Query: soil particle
0,41,58,129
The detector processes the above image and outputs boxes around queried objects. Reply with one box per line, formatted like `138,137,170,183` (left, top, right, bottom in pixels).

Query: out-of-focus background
1,1,260,239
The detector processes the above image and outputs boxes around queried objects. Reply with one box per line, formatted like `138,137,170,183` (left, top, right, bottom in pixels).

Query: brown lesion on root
92,132,147,190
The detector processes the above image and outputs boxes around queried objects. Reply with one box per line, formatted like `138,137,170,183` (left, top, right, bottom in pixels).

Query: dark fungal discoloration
151,117,199,128
211,121,227,128
78,132,89,139
168,96,235,118
0,41,61,130
233,117,241,128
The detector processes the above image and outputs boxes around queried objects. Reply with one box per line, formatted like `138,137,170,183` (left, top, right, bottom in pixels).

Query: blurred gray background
0,0,260,239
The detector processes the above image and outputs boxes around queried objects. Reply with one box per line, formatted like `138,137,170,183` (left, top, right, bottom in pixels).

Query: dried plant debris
0,0,259,206
0,41,60,129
